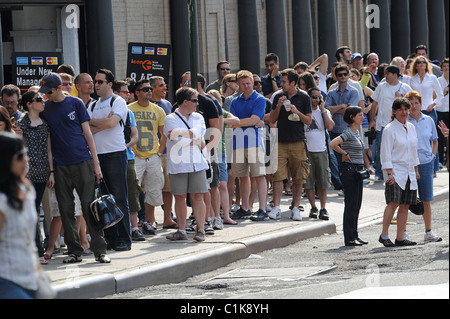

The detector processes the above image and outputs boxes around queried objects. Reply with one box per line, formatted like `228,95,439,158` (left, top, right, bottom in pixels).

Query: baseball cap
351,53,363,60
39,72,62,94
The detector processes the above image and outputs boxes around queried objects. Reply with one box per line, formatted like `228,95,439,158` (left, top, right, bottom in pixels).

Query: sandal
40,257,49,265
43,253,53,260
223,219,238,225
163,223,179,229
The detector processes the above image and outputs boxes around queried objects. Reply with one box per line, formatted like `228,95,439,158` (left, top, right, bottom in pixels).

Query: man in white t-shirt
369,65,412,181
304,87,335,220
88,68,131,251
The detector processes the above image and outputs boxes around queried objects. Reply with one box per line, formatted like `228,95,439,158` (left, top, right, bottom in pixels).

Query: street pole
188,0,199,91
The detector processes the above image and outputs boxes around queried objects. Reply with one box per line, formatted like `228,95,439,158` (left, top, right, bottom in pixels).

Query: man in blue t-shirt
39,72,110,264
230,70,268,222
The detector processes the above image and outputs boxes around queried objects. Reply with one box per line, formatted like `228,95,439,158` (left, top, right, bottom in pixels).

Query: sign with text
12,52,63,90
126,42,171,85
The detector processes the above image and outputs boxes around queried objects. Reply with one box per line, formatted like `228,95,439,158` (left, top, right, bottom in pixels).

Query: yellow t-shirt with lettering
128,101,166,159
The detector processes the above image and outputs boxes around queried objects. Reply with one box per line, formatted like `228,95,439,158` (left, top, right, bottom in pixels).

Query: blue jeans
418,159,434,202
33,182,47,258
375,127,385,180
328,133,343,189
340,162,364,244
0,277,36,299
98,150,131,248
422,109,440,172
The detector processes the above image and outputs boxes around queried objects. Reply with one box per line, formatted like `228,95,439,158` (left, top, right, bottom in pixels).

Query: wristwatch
157,152,163,157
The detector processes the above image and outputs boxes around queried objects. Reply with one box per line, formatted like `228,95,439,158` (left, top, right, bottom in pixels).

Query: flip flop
43,253,53,260
163,223,179,229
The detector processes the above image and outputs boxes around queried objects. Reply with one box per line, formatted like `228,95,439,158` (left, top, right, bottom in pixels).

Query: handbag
351,163,370,181
409,199,425,215
90,179,124,231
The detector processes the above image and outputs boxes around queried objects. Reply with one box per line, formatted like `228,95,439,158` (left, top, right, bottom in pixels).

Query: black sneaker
132,228,145,241
319,208,329,221
230,207,252,219
142,221,156,235
250,209,269,221
309,207,319,219
395,239,417,246
379,236,395,247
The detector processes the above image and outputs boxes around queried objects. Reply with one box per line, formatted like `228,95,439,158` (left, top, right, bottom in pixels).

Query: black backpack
90,95,131,144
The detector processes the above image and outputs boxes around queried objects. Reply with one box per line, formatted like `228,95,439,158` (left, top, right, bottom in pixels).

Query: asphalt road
104,197,448,300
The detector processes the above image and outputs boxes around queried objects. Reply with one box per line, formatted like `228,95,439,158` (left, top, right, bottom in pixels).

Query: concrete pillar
391,0,411,59
85,0,115,75
238,0,261,74
409,0,429,52
317,0,338,63
292,0,314,64
170,0,191,87
369,0,391,63
427,0,446,60
266,0,289,69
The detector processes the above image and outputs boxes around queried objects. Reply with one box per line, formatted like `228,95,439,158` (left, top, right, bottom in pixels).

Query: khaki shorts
135,155,164,206
231,147,266,178
303,151,331,190
169,170,209,195
273,141,310,185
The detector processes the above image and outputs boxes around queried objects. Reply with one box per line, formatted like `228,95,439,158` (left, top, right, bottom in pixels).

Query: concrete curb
53,221,336,299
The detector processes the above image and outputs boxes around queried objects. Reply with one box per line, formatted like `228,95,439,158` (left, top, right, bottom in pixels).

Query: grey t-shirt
340,127,365,165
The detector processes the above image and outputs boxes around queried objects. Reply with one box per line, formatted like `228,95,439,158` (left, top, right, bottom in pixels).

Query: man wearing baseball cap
351,53,363,70
39,72,111,264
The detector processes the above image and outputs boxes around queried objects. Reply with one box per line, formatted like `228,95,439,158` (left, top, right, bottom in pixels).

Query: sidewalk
48,171,449,299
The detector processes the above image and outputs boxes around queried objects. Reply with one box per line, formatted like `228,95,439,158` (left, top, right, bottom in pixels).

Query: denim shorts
418,159,434,202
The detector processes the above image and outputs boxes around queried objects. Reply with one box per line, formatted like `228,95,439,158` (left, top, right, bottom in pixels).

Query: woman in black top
330,106,367,246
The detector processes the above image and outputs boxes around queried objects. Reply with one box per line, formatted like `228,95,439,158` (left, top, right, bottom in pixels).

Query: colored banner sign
126,42,171,86
12,52,63,90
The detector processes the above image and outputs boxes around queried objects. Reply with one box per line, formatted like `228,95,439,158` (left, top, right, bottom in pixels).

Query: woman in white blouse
0,132,40,298
379,98,420,247
410,56,444,173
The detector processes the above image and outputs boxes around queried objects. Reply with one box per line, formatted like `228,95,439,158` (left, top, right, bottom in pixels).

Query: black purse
351,163,370,181
409,199,425,215
90,179,124,231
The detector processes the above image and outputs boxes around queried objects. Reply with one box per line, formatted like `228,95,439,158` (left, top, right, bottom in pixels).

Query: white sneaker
212,217,224,230
291,207,302,221
424,230,443,243
231,204,240,212
266,205,273,213
268,206,281,220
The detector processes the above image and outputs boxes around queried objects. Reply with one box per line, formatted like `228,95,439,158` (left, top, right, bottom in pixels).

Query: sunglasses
254,81,262,85
33,96,44,103
136,87,152,93
189,99,199,104
337,73,349,77
220,68,231,72
416,61,427,64
94,80,108,85
311,95,321,99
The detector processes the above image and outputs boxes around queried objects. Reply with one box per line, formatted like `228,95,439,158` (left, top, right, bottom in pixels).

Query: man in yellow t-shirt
128,80,166,235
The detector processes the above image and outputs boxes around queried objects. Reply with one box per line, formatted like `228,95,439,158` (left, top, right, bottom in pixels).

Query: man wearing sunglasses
324,64,360,164
128,79,167,236
88,68,131,252
206,61,231,93
39,72,110,264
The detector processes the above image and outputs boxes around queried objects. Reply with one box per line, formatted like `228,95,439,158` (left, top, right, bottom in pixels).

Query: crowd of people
1,44,449,298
